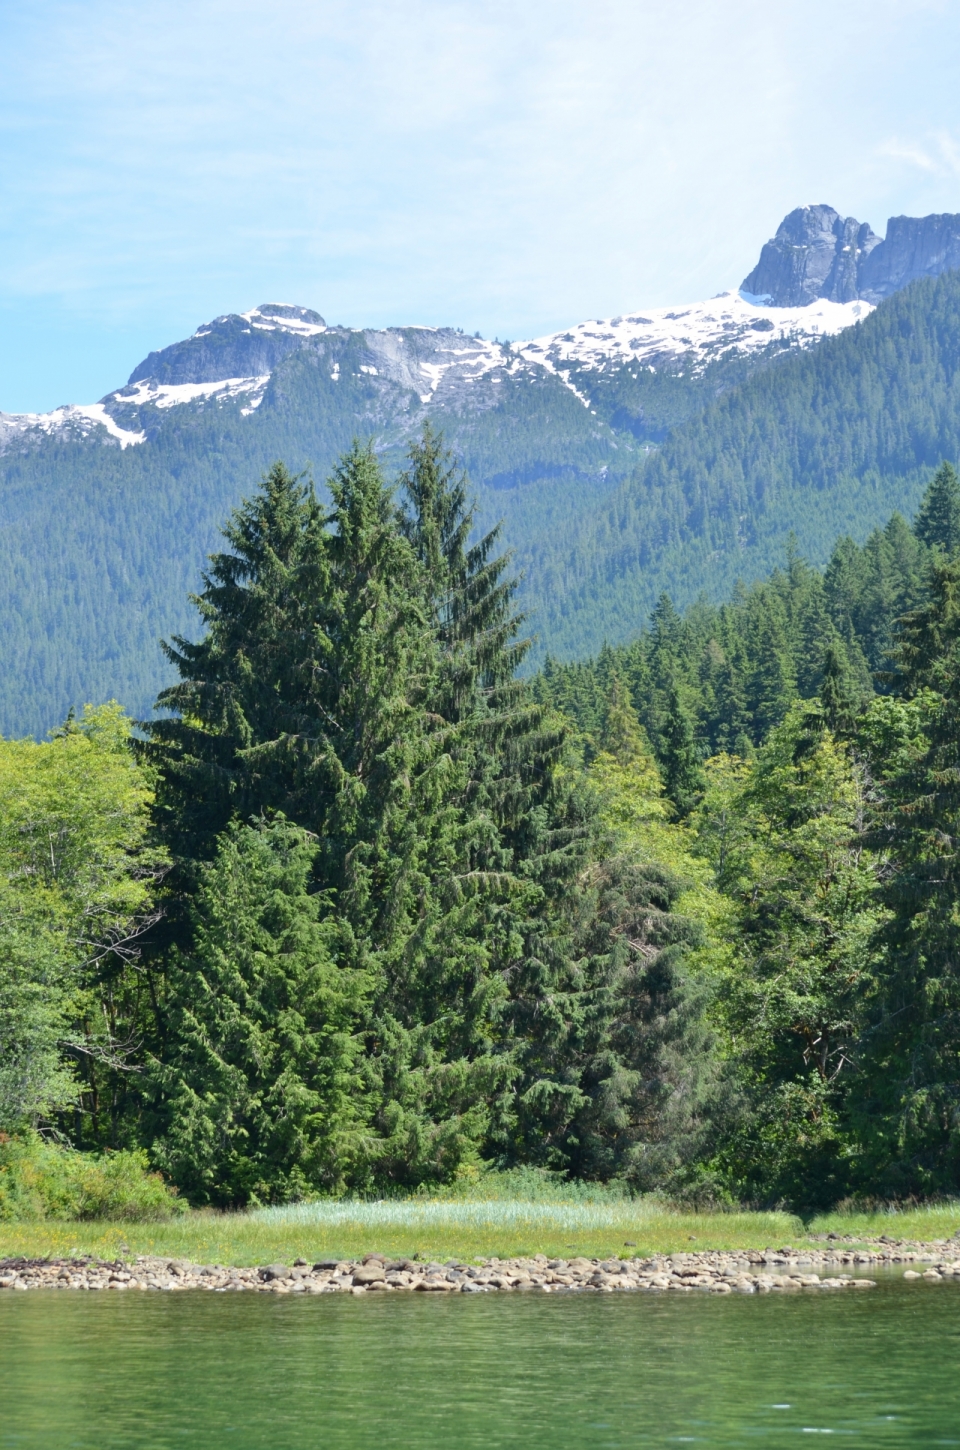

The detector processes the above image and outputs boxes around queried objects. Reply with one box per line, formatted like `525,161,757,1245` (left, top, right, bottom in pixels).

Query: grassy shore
1,1196,958,1266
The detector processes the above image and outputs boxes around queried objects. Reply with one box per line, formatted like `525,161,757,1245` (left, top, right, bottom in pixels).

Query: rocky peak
241,304,327,334
128,306,325,387
741,206,881,307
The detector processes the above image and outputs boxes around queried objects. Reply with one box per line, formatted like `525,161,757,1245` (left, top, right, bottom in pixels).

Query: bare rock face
741,206,881,306
859,213,960,302
742,205,960,309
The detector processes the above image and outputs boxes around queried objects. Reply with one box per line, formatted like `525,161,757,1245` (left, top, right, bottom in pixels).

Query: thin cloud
879,134,960,176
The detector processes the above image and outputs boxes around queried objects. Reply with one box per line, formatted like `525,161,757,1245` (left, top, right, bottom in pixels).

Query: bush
0,1134,182,1221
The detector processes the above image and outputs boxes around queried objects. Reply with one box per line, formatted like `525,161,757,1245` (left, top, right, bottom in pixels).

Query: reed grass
3,1193,957,1268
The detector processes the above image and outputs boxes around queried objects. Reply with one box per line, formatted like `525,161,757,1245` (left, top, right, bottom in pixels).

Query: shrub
0,1134,181,1221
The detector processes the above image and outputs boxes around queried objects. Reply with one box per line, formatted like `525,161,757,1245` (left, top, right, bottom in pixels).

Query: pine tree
660,679,705,816
144,461,328,864
747,600,797,740
599,675,653,767
398,424,527,713
147,449,509,1191
913,461,960,557
710,703,882,1207
824,535,868,642
818,642,860,735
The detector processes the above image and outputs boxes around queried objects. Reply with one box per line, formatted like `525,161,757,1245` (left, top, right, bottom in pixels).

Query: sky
2,0,960,412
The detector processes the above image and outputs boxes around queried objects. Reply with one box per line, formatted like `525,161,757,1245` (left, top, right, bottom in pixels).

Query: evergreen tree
145,461,328,863
599,675,654,767
561,854,720,1192
747,599,797,740
660,679,705,816
704,703,882,1207
913,461,960,557
856,559,960,1192
147,450,511,1191
818,642,860,735
710,638,753,756
151,818,367,1205
505,682,723,1190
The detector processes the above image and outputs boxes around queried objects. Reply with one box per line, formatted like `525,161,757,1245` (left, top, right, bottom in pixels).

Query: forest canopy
5,437,960,1210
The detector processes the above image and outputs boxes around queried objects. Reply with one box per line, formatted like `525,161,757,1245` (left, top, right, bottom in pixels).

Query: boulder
352,1264,386,1286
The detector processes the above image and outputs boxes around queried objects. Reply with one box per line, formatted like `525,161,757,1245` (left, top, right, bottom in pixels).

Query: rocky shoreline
2,1236,959,1296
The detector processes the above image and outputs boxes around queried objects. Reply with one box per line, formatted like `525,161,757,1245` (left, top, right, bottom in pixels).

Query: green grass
807,1203,960,1243
2,1190,958,1268
0,1199,803,1265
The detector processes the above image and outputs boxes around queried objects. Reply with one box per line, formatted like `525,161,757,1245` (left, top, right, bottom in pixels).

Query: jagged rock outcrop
742,206,960,308
741,206,880,306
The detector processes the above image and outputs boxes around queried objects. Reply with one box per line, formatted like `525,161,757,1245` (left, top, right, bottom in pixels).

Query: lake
0,1277,956,1448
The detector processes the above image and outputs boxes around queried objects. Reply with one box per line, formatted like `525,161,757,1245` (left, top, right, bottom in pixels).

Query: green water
0,1279,957,1448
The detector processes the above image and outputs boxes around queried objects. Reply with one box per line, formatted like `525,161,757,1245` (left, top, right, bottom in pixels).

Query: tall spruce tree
913,461,960,557
856,558,960,1191
147,449,510,1192
397,428,603,1176
660,679,705,817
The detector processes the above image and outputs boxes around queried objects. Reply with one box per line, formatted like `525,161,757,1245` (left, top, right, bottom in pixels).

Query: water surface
0,1278,955,1448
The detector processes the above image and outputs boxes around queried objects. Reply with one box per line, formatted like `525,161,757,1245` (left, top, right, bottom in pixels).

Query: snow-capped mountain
1,201,955,456
0,289,871,453
4,201,960,739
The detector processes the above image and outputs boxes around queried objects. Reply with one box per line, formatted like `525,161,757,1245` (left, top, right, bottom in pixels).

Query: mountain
2,203,960,735
742,204,960,306
527,268,960,660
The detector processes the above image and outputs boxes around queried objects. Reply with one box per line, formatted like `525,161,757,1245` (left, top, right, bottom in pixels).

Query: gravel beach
3,1236,959,1295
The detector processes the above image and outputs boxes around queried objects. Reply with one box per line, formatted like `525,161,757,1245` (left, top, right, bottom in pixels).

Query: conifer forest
6,429,960,1212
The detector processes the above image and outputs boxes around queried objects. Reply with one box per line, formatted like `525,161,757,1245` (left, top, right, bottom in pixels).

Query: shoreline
3,1236,959,1295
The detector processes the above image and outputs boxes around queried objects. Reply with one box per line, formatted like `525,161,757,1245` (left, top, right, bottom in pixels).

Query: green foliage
0,908,76,1133
696,706,884,1207
853,561,960,1193
150,819,366,1207
0,1133,180,1222
535,463,960,1206
14,440,960,1214
0,704,165,1141
136,436,724,1204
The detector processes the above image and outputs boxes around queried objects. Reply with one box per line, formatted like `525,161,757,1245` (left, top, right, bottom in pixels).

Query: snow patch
514,292,873,376
239,305,326,337
0,403,146,448
110,376,270,410
417,338,504,401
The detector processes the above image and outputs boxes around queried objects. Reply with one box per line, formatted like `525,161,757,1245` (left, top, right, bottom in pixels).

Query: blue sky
2,0,960,412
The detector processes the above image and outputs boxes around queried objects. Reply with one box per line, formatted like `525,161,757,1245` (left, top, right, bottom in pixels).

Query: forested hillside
0,343,633,734
5,269,960,734
0,294,861,735
6,440,960,1210
529,270,960,658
